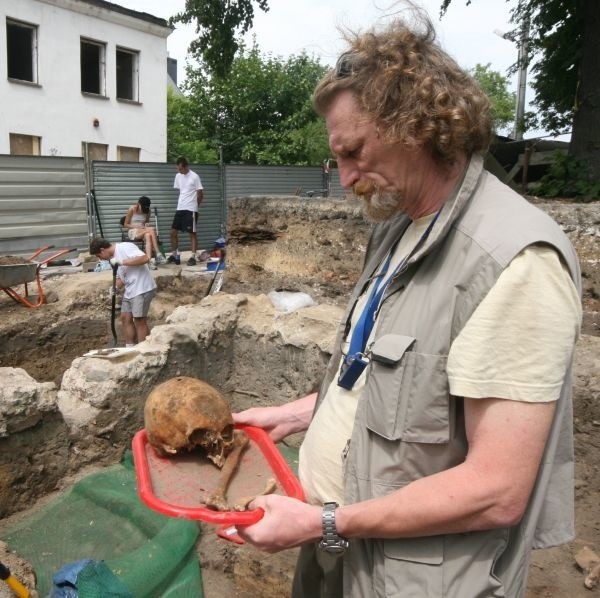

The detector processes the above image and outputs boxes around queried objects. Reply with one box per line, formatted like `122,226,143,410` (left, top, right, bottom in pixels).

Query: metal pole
513,18,529,141
219,144,226,229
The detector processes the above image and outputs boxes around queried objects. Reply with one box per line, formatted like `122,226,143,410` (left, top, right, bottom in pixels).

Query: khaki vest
314,155,581,598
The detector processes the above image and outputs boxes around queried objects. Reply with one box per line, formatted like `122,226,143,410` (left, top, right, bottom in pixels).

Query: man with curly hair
234,12,581,598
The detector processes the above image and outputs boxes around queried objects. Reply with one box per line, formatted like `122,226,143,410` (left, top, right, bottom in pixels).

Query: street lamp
494,18,530,141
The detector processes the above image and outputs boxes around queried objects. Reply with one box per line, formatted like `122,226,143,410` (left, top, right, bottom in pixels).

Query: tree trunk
569,0,600,182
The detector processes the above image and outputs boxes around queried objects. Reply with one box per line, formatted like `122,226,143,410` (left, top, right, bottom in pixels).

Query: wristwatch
318,502,349,554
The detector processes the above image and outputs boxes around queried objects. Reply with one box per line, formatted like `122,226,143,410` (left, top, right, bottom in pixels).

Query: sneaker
155,253,167,265
167,254,177,264
186,256,197,266
149,258,157,270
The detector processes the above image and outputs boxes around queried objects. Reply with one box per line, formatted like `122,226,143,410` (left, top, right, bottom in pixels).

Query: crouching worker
122,195,166,269
90,237,157,346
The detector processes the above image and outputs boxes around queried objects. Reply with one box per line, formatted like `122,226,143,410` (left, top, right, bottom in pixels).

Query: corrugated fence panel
91,161,223,252
328,168,348,198
0,155,88,258
225,165,324,199
0,158,344,261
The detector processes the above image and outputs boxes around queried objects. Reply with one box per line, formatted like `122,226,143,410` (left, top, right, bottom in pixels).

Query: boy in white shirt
168,156,204,266
90,237,157,346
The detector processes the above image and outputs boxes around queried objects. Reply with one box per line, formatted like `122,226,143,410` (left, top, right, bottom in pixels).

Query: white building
1,0,172,161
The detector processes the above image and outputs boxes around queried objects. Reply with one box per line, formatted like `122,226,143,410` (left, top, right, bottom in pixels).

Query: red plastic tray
132,424,304,525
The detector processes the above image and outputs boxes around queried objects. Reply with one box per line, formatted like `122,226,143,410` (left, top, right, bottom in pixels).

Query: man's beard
353,180,403,222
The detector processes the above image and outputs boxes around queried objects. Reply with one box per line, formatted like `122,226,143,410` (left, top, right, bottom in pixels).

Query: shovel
0,560,29,598
153,207,166,256
110,263,118,347
205,245,226,297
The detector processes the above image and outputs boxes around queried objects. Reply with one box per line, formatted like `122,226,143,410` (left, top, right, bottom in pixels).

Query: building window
82,142,108,161
117,146,140,161
10,133,41,155
6,19,38,83
116,47,139,101
81,38,106,95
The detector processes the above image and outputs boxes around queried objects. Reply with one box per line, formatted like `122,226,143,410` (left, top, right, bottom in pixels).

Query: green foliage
536,150,600,201
441,1,599,183
510,0,584,134
440,0,583,135
167,88,218,163
169,0,269,78
469,63,515,134
180,43,330,165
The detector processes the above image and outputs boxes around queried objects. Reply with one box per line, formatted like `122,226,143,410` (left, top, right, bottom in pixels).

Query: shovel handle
0,561,29,598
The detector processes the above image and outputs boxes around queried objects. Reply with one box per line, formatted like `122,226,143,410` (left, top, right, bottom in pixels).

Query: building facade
1,0,172,161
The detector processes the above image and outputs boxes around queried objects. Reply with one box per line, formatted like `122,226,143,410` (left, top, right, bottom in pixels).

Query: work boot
186,256,197,266
156,253,167,265
167,254,177,264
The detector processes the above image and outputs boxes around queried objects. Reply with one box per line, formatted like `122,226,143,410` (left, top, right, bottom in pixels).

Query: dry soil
0,195,599,597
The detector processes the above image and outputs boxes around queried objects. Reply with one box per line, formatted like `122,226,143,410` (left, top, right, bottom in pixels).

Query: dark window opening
116,48,137,100
81,39,104,94
7,19,36,82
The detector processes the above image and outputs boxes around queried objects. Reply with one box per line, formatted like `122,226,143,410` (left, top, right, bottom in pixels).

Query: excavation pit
0,196,598,597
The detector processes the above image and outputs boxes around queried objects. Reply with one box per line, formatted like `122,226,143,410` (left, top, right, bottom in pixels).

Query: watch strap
319,501,349,553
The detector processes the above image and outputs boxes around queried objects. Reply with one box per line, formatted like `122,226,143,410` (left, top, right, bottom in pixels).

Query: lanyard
347,209,441,357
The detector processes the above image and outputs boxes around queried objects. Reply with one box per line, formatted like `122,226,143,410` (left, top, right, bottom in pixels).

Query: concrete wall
1,0,171,161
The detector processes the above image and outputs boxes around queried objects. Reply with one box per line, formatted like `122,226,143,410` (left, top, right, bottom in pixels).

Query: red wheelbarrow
0,245,79,308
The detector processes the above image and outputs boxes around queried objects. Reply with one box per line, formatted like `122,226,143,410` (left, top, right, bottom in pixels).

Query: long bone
204,429,249,511
232,477,278,511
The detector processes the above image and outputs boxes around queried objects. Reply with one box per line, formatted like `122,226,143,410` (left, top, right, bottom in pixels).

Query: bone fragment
585,562,600,590
575,546,600,589
232,477,278,511
204,430,249,511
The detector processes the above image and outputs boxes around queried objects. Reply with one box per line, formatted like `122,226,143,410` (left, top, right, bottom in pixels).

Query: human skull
144,376,235,468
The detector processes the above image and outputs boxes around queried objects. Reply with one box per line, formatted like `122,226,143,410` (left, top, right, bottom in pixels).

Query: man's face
325,90,424,222
96,247,110,261
176,163,189,175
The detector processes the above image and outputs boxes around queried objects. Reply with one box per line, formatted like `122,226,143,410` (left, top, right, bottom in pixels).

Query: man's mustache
353,179,377,197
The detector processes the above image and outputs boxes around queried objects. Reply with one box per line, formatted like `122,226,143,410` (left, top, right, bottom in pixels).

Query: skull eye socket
221,424,234,443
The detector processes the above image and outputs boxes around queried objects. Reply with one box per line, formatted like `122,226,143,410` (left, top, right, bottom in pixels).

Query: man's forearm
336,397,556,540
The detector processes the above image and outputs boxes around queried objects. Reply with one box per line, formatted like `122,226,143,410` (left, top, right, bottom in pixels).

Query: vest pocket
366,335,449,443
382,536,443,597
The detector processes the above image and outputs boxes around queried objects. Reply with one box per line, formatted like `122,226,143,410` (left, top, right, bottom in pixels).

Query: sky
114,0,552,138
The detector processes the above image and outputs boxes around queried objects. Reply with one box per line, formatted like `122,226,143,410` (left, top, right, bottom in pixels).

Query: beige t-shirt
299,224,581,506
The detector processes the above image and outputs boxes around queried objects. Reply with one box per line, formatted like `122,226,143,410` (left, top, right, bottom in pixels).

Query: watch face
319,539,348,554
324,543,346,554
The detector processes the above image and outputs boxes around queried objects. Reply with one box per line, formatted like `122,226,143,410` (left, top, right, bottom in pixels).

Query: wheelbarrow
0,245,79,308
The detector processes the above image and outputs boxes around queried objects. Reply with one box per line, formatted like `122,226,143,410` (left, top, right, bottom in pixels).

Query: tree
469,63,515,134
180,43,330,165
167,88,217,163
170,0,269,78
441,0,600,182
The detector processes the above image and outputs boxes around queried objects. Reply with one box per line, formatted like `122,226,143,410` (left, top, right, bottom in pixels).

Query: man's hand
109,258,122,267
233,393,317,443
236,495,322,553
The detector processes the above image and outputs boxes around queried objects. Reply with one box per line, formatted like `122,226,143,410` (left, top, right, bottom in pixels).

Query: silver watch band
319,501,349,554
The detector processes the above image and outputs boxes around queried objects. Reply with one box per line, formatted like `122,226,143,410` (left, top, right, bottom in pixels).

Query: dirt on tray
0,195,599,598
